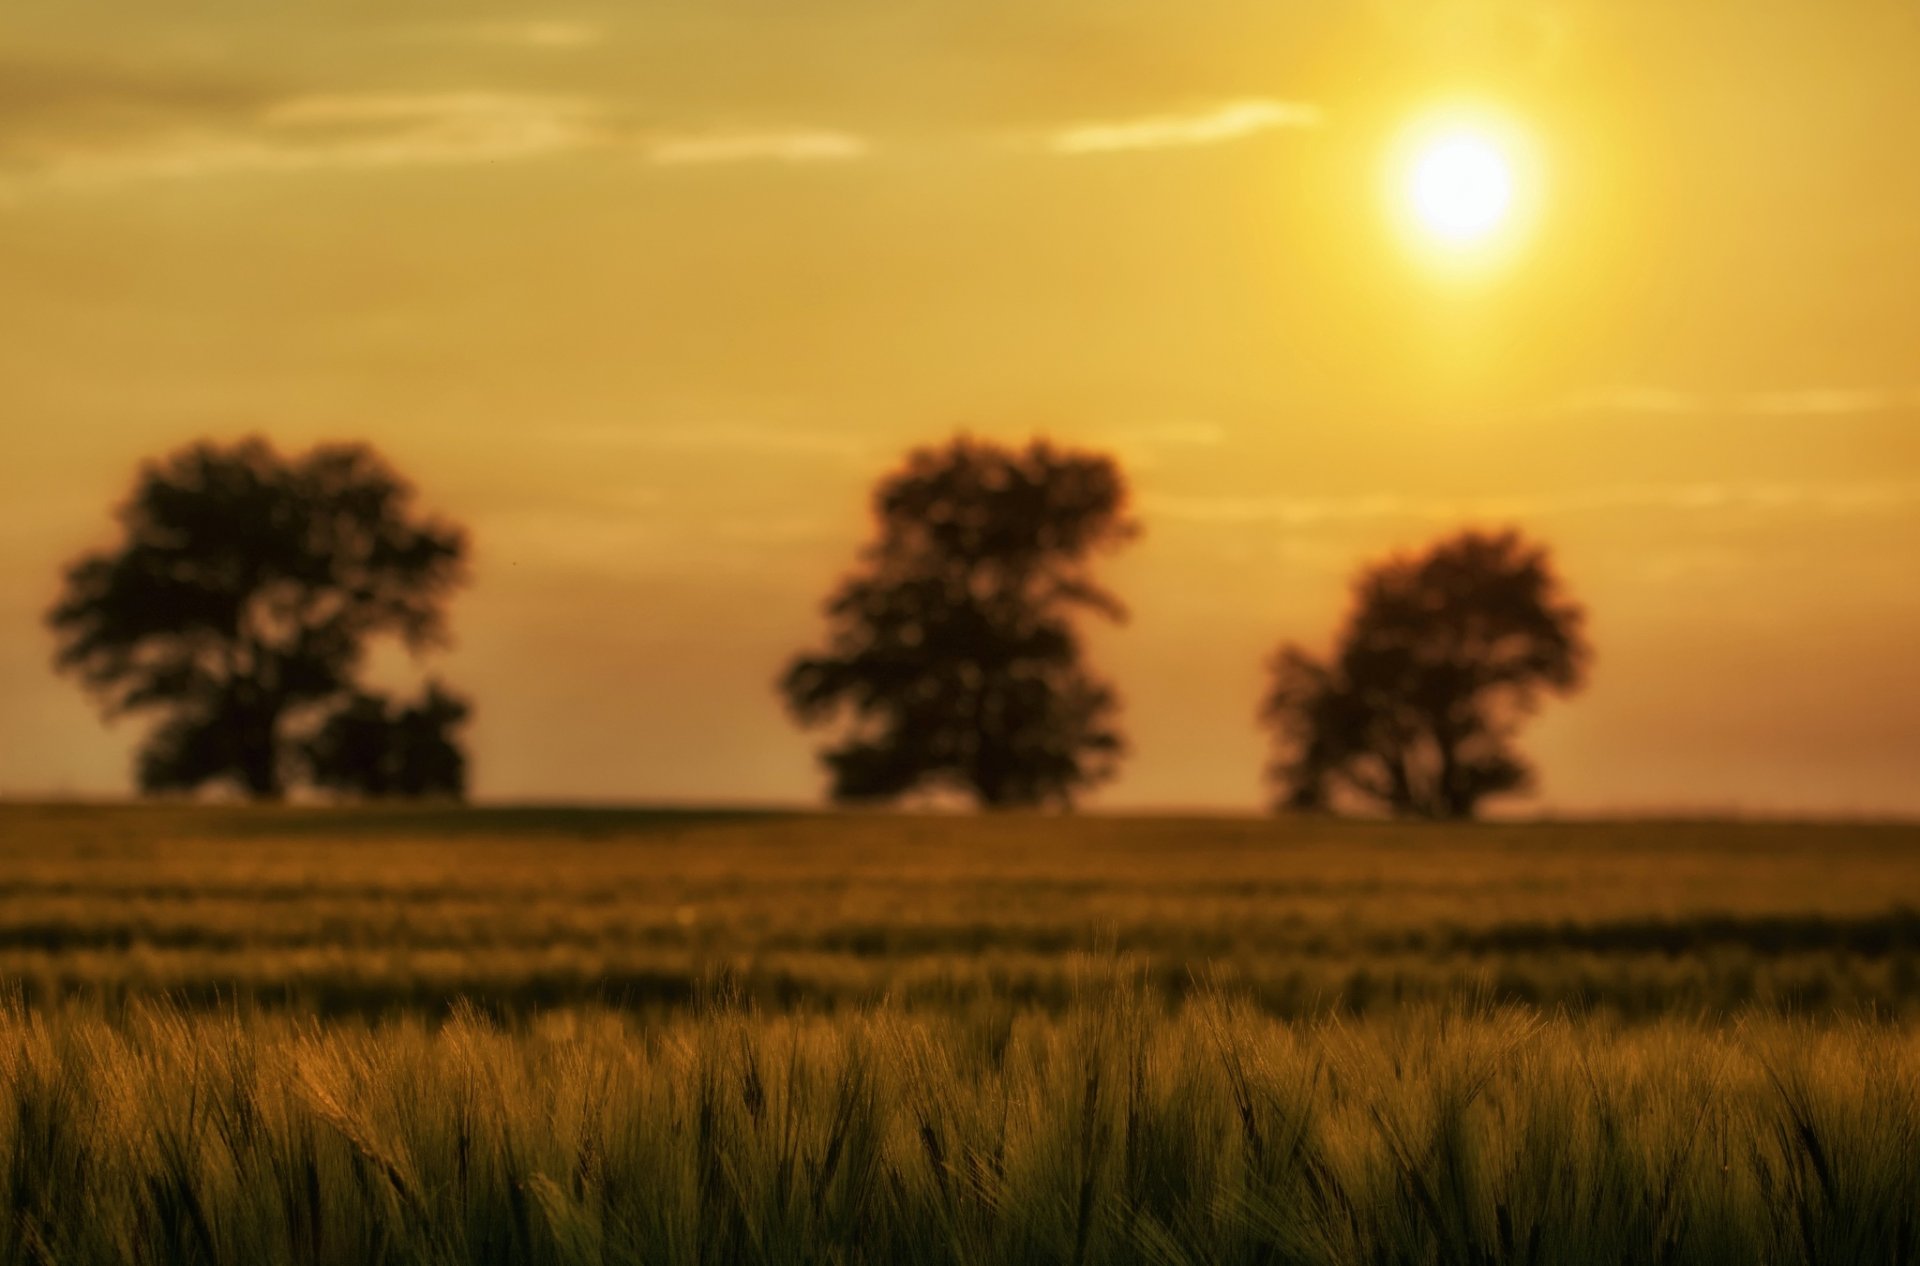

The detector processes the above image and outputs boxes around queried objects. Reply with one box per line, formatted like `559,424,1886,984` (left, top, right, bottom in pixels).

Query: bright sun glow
1387,107,1540,273
1408,132,1514,244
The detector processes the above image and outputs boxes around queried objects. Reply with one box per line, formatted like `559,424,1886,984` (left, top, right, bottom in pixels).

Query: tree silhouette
781,436,1138,809
1261,528,1590,820
48,437,469,799
304,681,471,799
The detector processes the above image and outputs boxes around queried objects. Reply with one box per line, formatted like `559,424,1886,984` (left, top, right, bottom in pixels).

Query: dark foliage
47,437,469,799
782,435,1138,809
304,681,471,799
1261,527,1590,819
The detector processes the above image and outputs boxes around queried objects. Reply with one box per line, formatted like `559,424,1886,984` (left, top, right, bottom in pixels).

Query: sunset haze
4,0,1918,813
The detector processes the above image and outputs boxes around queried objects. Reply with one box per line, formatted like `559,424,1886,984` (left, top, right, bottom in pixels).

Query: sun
1408,132,1514,244
1387,106,1540,271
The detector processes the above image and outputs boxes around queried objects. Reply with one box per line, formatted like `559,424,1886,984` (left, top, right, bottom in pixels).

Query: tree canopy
48,437,470,799
781,435,1138,809
1261,528,1591,820
304,682,471,799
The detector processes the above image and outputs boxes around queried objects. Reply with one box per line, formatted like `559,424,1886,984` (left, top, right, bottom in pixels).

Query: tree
781,435,1138,809
304,681,471,799
48,437,469,799
1260,528,1591,820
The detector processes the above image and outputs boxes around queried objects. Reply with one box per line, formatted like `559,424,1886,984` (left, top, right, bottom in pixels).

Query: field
2,804,1918,1264
6,805,1920,1018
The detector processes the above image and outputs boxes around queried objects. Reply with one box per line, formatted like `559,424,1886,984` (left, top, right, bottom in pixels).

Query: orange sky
3,0,1918,813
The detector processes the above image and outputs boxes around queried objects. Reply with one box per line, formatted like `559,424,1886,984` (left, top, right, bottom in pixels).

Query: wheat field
4,805,1918,1017
5,993,1919,1265
2,804,1917,1264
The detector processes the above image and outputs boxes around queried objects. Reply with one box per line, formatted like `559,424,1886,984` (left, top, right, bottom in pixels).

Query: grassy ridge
2,985,1917,1265
1,805,1916,1017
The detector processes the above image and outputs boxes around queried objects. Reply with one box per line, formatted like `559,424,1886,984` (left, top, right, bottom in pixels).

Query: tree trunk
238,707,285,800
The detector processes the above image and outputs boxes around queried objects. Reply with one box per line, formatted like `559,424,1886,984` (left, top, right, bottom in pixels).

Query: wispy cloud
1046,98,1323,155
646,130,870,166
2,83,874,192
1096,420,1233,472
1148,480,1920,527
1125,421,1230,448
558,422,874,460
459,21,603,51
390,19,604,51
19,92,605,187
1740,388,1920,416
2,62,1333,192
1555,385,1920,418
488,503,835,577
1635,544,1760,585
260,92,593,129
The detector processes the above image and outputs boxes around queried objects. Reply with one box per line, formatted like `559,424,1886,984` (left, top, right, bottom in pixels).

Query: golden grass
3,805,1917,1260
2,984,1916,1265
0,804,1914,1017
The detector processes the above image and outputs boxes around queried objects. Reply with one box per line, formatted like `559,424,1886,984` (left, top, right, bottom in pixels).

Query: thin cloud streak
1047,98,1323,155
260,92,595,128
1126,421,1230,448
460,21,603,50
558,423,874,460
1743,388,1920,416
3,87,875,190
1556,385,1920,418
1148,480,1920,527
389,20,605,50
4,78,1339,192
13,92,610,188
